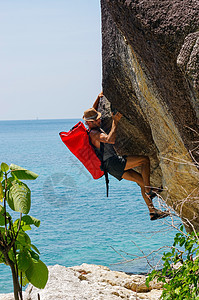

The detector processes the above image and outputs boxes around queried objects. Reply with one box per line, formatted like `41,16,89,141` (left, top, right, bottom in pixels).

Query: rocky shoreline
0,263,162,300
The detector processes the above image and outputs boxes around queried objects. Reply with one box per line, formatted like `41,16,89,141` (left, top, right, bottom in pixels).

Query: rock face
100,0,199,229
0,264,162,300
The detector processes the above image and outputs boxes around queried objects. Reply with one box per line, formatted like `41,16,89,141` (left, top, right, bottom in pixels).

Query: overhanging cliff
100,0,199,229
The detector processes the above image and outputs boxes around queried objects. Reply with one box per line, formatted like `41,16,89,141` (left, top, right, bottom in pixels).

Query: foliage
0,162,48,300
146,226,199,299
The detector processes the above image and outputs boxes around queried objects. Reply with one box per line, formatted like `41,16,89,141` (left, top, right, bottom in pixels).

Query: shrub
0,162,48,300
146,225,199,299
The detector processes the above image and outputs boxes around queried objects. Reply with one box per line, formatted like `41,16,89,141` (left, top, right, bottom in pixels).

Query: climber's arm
90,112,122,145
92,92,104,110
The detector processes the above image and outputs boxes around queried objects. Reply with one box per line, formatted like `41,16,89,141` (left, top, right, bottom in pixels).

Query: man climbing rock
83,92,169,221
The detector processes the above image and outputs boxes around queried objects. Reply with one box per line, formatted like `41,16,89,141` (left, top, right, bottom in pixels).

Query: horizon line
0,117,82,122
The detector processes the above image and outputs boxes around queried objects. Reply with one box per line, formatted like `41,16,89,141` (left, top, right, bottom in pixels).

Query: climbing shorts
103,155,127,181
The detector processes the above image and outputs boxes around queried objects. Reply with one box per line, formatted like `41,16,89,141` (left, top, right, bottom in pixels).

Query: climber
83,92,169,221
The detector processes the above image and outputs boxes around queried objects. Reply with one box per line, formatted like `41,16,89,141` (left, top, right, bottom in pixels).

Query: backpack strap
104,170,109,197
99,142,109,197
88,129,109,197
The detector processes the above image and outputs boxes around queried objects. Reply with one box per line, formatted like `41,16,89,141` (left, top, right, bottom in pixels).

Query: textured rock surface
100,0,199,229
0,293,27,300
0,264,162,300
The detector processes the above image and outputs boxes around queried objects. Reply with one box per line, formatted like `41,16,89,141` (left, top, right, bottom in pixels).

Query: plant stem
10,261,21,300
8,213,22,250
4,173,8,241
2,247,22,300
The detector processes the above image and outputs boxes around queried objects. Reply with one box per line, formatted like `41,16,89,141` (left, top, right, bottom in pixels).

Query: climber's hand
98,92,103,98
112,112,122,123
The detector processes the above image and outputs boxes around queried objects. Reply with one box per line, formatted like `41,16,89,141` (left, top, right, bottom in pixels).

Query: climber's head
83,108,101,128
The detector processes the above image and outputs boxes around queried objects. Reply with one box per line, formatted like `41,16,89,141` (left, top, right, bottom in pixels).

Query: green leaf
17,251,32,271
178,237,185,247
7,180,31,214
14,215,40,232
0,182,3,202
31,244,40,255
1,163,9,173
0,252,5,264
0,210,10,226
164,252,173,258
25,259,48,289
21,215,40,228
175,287,181,295
0,205,5,226
21,224,31,231
163,293,172,300
10,164,38,180
16,232,31,247
29,250,39,261
146,229,199,299
0,227,5,233
8,249,15,263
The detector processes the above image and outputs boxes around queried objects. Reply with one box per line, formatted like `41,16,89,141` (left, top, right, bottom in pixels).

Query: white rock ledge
0,263,162,300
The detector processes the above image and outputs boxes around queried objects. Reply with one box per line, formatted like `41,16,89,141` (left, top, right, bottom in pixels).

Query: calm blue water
0,119,180,293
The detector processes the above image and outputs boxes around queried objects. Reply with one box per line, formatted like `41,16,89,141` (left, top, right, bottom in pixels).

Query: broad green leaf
1,180,5,190
14,215,40,232
16,232,31,247
21,215,40,228
17,251,32,271
10,164,38,180
7,181,31,214
21,224,31,231
0,213,9,226
29,250,39,261
0,214,4,226
0,182,3,202
31,244,40,255
0,205,5,225
13,219,31,232
8,249,15,263
0,227,5,233
1,163,9,173
0,170,3,181
0,228,5,241
26,259,48,289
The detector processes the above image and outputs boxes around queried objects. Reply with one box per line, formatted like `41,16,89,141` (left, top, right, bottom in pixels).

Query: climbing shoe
146,186,163,200
150,209,170,221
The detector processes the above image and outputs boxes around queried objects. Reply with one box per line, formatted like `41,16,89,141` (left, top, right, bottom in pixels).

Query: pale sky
0,0,102,120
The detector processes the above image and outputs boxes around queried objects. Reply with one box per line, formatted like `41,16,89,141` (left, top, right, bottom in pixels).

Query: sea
0,119,180,293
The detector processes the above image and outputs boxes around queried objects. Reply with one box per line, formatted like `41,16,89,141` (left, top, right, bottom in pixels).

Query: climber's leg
122,169,155,213
123,155,151,193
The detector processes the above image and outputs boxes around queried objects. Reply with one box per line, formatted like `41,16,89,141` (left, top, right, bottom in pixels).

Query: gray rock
0,292,27,300
101,0,199,230
21,264,162,300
